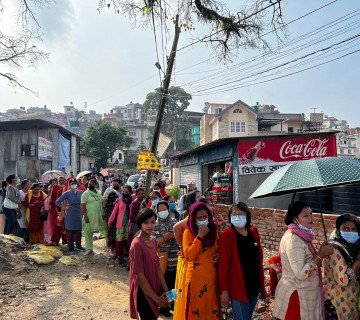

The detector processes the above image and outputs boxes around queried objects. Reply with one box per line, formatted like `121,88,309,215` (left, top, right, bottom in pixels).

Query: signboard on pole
137,152,163,171
238,135,337,175
38,137,53,161
156,133,172,158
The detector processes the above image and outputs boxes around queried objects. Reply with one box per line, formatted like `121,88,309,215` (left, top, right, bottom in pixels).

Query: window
230,121,246,133
340,149,344,154
129,131,136,137
215,108,222,114
130,142,136,148
21,144,36,157
128,110,132,117
348,149,352,154
233,108,242,113
118,153,122,160
288,127,294,133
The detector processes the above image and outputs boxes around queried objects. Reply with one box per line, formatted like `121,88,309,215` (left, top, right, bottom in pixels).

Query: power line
188,33,360,94
175,0,340,74
183,15,360,91
176,0,283,52
190,49,360,96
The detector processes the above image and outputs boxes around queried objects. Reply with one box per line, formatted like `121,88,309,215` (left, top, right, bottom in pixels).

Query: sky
0,0,359,126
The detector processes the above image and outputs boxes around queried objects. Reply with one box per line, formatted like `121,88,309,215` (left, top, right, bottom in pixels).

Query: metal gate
180,164,199,186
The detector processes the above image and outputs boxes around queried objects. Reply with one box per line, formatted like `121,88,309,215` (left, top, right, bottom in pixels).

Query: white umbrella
40,170,64,184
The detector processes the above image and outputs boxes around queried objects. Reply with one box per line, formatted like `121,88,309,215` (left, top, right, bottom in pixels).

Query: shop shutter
180,164,199,186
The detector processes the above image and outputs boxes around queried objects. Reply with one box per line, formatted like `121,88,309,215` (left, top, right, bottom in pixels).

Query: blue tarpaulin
58,134,70,169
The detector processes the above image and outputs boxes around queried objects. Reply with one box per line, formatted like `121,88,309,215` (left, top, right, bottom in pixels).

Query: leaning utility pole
144,15,181,195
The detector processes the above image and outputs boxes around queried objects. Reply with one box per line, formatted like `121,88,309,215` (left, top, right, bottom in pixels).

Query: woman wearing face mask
80,179,107,254
218,202,266,320
163,195,179,221
55,178,85,253
273,201,334,320
153,200,178,317
323,214,360,320
17,179,31,242
117,185,132,265
3,174,23,235
183,202,220,319
23,183,46,244
104,178,122,255
149,191,162,211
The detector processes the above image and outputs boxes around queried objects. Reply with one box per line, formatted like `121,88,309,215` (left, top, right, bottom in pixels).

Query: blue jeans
2,205,17,235
231,296,258,320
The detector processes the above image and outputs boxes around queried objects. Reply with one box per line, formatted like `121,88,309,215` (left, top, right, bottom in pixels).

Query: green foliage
168,185,180,201
143,86,194,155
74,108,85,121
81,120,133,170
137,142,148,152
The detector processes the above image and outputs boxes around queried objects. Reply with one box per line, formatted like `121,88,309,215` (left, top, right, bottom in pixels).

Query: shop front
174,131,338,210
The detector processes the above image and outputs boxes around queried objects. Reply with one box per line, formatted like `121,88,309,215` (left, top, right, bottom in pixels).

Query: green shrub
168,185,180,201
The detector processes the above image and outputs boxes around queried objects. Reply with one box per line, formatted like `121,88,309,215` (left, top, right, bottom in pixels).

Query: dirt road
0,236,171,320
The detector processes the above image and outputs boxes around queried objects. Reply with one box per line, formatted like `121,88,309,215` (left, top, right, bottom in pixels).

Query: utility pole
144,15,181,195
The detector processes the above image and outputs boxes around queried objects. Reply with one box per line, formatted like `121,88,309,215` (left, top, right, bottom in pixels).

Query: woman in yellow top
182,201,220,319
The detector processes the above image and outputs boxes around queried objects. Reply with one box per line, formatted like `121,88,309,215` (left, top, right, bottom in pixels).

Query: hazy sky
1,1,359,126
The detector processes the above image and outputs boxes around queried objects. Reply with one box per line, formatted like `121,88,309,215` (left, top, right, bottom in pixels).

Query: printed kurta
323,246,360,320
273,232,322,320
183,229,220,320
23,192,45,233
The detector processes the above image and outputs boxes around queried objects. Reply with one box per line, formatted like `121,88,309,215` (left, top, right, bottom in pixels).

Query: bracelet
315,254,323,261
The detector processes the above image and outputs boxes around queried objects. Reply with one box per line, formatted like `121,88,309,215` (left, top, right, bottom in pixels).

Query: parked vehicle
126,174,142,188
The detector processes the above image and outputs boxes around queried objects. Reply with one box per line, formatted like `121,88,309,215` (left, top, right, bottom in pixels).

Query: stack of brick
214,204,338,249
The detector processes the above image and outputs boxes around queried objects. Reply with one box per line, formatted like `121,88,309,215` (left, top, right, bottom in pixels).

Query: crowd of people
1,173,360,320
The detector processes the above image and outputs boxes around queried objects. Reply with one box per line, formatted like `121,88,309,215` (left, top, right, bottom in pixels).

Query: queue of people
129,183,360,320
2,171,360,320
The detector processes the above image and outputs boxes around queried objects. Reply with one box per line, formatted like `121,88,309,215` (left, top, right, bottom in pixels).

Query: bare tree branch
97,0,285,61
0,0,52,92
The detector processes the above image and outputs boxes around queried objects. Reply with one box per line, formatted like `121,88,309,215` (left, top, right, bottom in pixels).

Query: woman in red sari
23,183,46,244
50,177,76,245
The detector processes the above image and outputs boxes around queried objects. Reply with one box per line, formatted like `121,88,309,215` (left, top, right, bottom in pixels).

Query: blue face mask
231,215,246,228
16,178,21,184
298,224,312,232
196,220,209,228
169,203,176,211
152,199,159,206
340,231,360,244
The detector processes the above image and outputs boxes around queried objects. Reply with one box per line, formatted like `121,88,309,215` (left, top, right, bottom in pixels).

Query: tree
98,0,284,61
0,1,50,92
144,86,192,153
81,120,133,170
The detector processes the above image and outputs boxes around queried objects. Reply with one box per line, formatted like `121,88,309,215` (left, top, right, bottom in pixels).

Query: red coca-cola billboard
238,136,337,175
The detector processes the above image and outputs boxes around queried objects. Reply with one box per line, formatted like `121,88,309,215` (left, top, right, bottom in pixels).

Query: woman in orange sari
182,201,220,319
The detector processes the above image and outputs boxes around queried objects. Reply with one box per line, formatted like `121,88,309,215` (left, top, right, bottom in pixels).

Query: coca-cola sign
238,135,337,175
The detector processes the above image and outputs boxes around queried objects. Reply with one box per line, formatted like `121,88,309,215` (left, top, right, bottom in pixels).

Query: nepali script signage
38,137,53,161
238,136,337,175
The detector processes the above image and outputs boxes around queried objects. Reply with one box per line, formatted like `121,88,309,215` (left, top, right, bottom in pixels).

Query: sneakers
75,247,86,252
66,250,75,255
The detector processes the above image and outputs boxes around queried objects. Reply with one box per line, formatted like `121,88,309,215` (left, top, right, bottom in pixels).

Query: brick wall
214,204,338,250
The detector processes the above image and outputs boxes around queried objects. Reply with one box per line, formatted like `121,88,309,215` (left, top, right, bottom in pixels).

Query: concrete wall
215,204,336,250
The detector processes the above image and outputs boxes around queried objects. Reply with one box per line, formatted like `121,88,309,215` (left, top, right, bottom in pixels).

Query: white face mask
70,184,77,189
231,215,246,228
158,210,169,220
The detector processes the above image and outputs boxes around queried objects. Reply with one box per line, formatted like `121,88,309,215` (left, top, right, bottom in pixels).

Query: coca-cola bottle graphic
240,141,265,164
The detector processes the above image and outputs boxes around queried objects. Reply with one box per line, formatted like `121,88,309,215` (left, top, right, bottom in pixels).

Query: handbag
129,222,139,235
40,210,49,221
158,250,168,274
4,197,18,209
